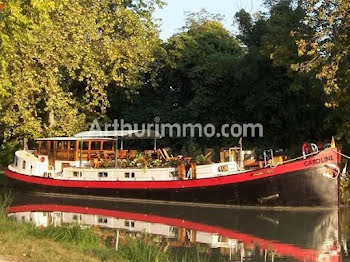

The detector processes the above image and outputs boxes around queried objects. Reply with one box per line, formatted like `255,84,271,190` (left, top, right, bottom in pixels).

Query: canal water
4,191,350,262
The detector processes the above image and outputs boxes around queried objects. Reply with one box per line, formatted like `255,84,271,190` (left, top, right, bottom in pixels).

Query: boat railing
276,151,319,165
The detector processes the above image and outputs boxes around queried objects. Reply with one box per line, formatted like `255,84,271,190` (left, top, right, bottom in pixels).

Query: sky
154,0,265,40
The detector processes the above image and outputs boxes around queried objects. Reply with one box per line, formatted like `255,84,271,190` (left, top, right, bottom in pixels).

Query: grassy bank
0,193,161,262
0,192,220,262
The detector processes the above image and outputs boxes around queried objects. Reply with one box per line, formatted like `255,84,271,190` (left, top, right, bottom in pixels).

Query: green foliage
193,154,211,165
0,190,12,214
233,1,333,148
293,0,350,142
112,5,336,152
168,244,230,262
340,175,350,204
186,141,203,159
0,140,21,168
118,235,168,262
114,11,244,151
340,208,350,242
0,0,161,164
28,225,102,248
294,0,349,95
0,0,347,161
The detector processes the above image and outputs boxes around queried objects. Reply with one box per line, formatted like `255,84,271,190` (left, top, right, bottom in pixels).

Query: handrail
332,150,350,160
281,151,319,165
264,151,319,169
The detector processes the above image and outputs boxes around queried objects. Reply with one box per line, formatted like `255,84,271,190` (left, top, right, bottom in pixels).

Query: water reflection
7,192,341,262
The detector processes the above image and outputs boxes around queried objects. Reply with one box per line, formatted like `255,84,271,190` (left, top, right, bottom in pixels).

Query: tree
234,1,333,149
294,0,349,96
293,0,350,142
0,0,161,160
112,11,244,152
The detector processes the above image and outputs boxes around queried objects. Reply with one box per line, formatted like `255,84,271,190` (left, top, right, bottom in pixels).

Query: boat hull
6,165,339,207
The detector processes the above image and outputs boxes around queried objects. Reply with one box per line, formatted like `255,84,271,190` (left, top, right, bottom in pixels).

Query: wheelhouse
36,137,116,166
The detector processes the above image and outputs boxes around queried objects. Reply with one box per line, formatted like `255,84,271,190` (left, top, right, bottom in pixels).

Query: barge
5,131,341,207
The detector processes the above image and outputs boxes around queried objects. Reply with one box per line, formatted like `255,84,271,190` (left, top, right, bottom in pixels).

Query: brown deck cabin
36,137,116,166
35,130,162,168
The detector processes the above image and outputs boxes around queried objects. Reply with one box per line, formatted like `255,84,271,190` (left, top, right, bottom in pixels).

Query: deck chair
162,148,178,161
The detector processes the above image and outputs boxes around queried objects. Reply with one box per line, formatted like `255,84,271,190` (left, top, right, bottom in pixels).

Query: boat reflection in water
8,193,341,262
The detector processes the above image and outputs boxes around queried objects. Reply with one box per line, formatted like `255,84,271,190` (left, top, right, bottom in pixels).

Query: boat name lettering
252,169,273,177
304,156,333,166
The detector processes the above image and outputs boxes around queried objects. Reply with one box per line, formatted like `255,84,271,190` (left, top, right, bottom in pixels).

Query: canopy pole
121,139,123,150
115,137,118,168
79,138,83,168
154,138,157,151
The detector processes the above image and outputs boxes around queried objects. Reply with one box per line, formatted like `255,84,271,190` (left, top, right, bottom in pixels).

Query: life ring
40,157,45,163
302,143,310,156
322,164,340,179
324,143,331,149
302,143,318,156
310,143,319,153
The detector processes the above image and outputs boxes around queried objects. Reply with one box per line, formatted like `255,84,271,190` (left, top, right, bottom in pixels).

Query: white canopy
74,130,162,139
37,137,114,141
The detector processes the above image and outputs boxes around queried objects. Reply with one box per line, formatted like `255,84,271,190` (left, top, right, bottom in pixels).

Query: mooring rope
332,150,350,160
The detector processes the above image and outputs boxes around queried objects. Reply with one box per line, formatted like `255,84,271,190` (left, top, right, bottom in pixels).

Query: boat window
57,141,69,151
15,156,18,166
57,141,63,151
69,141,75,151
22,160,26,170
73,171,82,177
39,141,48,155
218,165,228,172
103,141,113,150
91,141,101,151
98,217,108,224
131,172,135,178
72,214,82,221
63,141,69,150
125,220,135,227
98,172,108,178
41,141,47,149
82,141,89,150
125,172,130,178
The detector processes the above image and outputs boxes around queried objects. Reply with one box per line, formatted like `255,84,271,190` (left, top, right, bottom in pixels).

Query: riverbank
0,191,179,262
0,217,169,262
0,233,102,262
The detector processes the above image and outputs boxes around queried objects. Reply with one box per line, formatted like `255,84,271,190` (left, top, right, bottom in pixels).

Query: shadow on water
2,190,346,262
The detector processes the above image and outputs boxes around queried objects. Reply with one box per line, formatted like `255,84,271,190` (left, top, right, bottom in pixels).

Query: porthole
125,172,135,178
73,171,82,177
124,220,135,227
98,172,108,178
98,217,108,224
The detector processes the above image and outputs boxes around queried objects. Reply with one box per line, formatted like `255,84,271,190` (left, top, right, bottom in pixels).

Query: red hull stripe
8,204,340,262
5,149,339,190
